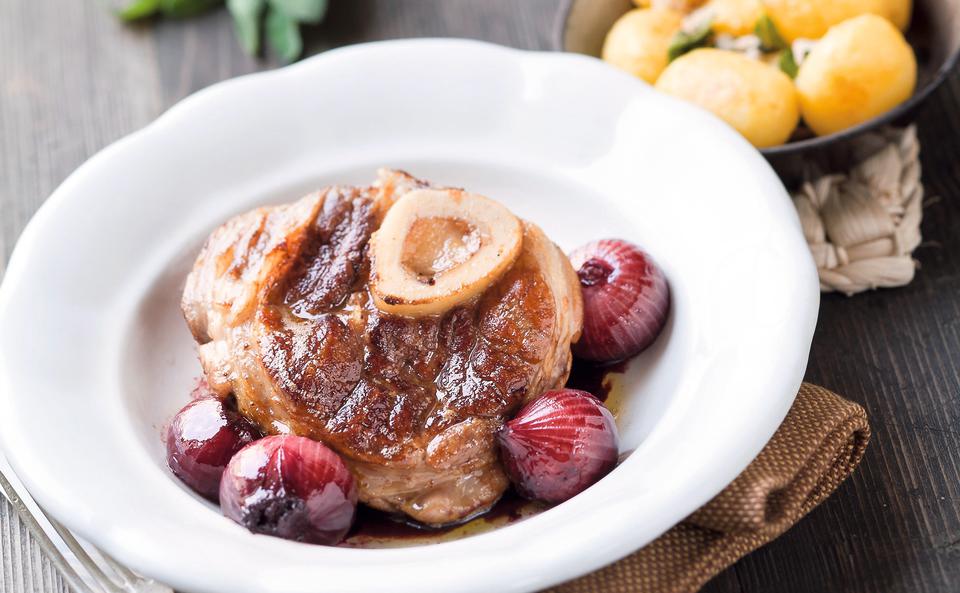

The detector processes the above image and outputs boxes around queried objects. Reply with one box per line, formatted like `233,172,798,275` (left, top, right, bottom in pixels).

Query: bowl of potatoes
555,0,960,184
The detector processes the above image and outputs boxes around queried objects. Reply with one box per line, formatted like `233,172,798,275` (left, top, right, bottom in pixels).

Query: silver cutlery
0,454,172,593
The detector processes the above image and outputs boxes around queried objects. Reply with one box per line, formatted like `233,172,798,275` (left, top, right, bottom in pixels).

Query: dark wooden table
1,1,959,592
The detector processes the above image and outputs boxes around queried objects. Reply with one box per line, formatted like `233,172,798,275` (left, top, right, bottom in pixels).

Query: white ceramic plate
0,39,818,593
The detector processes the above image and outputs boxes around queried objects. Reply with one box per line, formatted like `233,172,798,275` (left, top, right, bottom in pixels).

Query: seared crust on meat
182,170,582,525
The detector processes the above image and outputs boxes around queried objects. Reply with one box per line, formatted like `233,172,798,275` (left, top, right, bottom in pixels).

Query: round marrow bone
369,188,523,316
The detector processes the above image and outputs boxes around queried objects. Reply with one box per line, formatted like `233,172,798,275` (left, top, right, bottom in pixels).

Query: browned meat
182,170,582,525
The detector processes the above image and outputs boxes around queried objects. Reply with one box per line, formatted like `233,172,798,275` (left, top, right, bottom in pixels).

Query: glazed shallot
569,239,669,362
497,389,619,503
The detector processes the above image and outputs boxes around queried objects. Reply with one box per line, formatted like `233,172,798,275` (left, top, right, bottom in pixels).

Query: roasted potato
762,0,888,41
632,0,708,11
884,0,912,29
796,14,916,136
705,0,764,36
602,8,685,83
655,48,799,147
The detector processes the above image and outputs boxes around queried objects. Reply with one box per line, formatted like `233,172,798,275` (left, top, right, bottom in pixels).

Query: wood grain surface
1,1,959,592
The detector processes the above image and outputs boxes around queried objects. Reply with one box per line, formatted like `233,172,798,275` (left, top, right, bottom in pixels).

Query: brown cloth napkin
547,382,871,593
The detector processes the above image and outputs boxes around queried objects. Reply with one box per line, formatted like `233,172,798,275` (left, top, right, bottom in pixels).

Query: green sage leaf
158,0,222,18
778,48,799,78
268,0,327,23
227,0,265,55
754,14,787,52
667,20,713,62
118,0,161,20
266,5,302,63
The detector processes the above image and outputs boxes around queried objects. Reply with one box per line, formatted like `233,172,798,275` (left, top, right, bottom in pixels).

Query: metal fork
0,454,173,593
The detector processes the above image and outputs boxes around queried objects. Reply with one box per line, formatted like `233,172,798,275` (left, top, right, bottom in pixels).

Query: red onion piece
497,389,619,503
220,435,357,545
569,239,670,362
166,397,260,501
